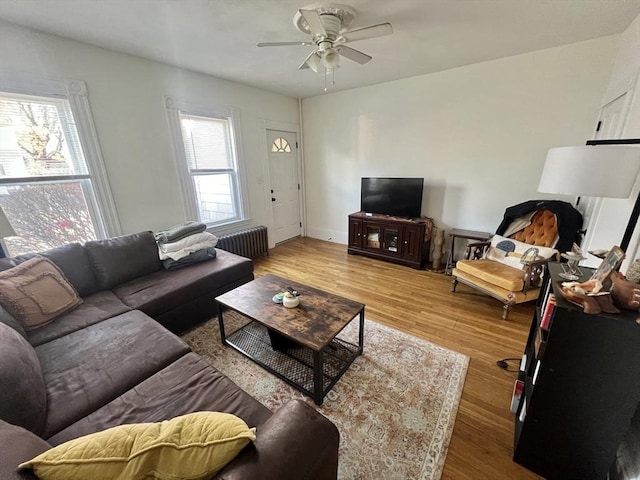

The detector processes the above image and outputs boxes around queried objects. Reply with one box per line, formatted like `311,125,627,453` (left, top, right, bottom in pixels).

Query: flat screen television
360,177,424,218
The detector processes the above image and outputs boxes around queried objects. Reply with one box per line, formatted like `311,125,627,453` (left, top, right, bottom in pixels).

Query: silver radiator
217,226,269,259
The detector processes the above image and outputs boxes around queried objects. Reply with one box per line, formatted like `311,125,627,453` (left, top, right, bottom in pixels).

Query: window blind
179,113,233,171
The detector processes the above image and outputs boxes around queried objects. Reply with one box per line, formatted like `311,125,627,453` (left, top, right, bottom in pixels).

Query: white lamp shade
0,206,16,238
538,145,640,198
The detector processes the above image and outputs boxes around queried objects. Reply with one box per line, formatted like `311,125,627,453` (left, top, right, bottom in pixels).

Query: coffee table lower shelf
225,320,360,405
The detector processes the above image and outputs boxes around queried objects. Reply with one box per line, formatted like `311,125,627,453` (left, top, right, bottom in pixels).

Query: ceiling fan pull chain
324,68,336,92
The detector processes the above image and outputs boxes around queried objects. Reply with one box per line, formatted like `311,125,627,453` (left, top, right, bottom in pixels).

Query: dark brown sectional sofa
0,231,339,479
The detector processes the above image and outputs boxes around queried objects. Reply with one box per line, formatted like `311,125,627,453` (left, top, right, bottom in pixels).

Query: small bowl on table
282,292,299,308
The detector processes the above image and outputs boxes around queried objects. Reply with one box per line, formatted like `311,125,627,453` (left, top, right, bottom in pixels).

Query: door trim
258,120,305,246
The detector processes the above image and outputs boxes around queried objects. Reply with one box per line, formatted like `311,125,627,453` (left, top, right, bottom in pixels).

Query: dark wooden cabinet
348,216,365,249
402,224,423,262
512,263,640,480
347,212,431,269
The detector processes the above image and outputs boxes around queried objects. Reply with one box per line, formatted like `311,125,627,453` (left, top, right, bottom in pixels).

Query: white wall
302,36,619,247
0,20,299,237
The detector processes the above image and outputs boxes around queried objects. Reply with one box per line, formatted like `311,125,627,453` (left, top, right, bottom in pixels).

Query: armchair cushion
509,209,559,247
452,265,540,304
455,259,525,291
485,235,557,271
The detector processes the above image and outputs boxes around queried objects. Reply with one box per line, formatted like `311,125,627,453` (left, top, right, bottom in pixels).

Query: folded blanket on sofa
154,221,207,244
158,233,218,261
162,247,217,271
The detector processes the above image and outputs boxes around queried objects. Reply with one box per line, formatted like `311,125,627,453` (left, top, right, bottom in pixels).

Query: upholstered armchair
451,202,583,319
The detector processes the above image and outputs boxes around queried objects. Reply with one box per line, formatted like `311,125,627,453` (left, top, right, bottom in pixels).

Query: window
165,98,248,227
0,74,119,256
271,137,291,153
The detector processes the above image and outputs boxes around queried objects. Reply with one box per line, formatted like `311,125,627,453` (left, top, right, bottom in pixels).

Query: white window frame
0,70,121,239
164,96,250,231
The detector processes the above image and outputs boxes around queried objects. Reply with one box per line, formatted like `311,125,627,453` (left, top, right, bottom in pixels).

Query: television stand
347,212,433,269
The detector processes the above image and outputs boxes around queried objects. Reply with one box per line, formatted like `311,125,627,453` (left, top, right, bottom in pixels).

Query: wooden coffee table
215,274,365,405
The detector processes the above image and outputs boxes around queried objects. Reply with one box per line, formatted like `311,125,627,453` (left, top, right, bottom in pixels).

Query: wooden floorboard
253,237,541,479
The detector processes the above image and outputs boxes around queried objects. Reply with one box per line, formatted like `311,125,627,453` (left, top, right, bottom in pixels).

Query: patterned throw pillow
486,235,558,271
0,255,82,330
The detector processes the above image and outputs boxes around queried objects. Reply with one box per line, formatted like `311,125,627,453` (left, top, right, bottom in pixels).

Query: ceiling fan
257,3,393,77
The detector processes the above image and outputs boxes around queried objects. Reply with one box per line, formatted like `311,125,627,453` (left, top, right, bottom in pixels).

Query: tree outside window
0,92,101,255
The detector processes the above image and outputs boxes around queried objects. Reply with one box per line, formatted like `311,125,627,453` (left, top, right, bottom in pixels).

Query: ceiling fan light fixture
258,4,393,91
307,52,322,72
323,48,340,68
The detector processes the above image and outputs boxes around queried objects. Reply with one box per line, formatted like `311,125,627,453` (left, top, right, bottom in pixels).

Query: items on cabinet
512,263,640,480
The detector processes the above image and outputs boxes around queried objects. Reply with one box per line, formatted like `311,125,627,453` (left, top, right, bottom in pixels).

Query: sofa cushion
0,304,27,339
34,310,190,439
0,243,98,298
48,353,272,445
0,420,51,480
21,412,256,480
0,256,82,331
113,248,253,318
0,323,47,436
84,231,162,291
27,291,132,347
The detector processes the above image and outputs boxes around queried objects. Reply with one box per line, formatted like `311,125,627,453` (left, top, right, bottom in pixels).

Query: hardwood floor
253,237,541,480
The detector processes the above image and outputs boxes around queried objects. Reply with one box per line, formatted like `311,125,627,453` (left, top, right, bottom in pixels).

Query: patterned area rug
181,313,469,480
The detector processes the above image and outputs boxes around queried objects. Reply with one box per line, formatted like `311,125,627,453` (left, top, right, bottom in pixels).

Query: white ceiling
0,0,638,98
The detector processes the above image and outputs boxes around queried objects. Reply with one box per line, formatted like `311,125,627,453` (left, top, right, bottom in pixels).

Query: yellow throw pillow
19,411,256,480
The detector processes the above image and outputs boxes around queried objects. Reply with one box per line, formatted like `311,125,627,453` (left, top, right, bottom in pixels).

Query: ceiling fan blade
298,52,312,70
340,22,393,43
299,9,327,37
258,41,314,47
335,45,372,65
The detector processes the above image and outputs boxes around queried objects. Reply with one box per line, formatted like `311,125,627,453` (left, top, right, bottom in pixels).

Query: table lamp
537,139,640,252
0,206,16,258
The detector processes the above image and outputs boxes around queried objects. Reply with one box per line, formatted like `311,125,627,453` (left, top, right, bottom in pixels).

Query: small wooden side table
445,228,492,275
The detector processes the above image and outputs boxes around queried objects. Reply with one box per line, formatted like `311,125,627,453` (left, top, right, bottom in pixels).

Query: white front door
267,129,302,244
593,92,629,139
582,89,638,269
